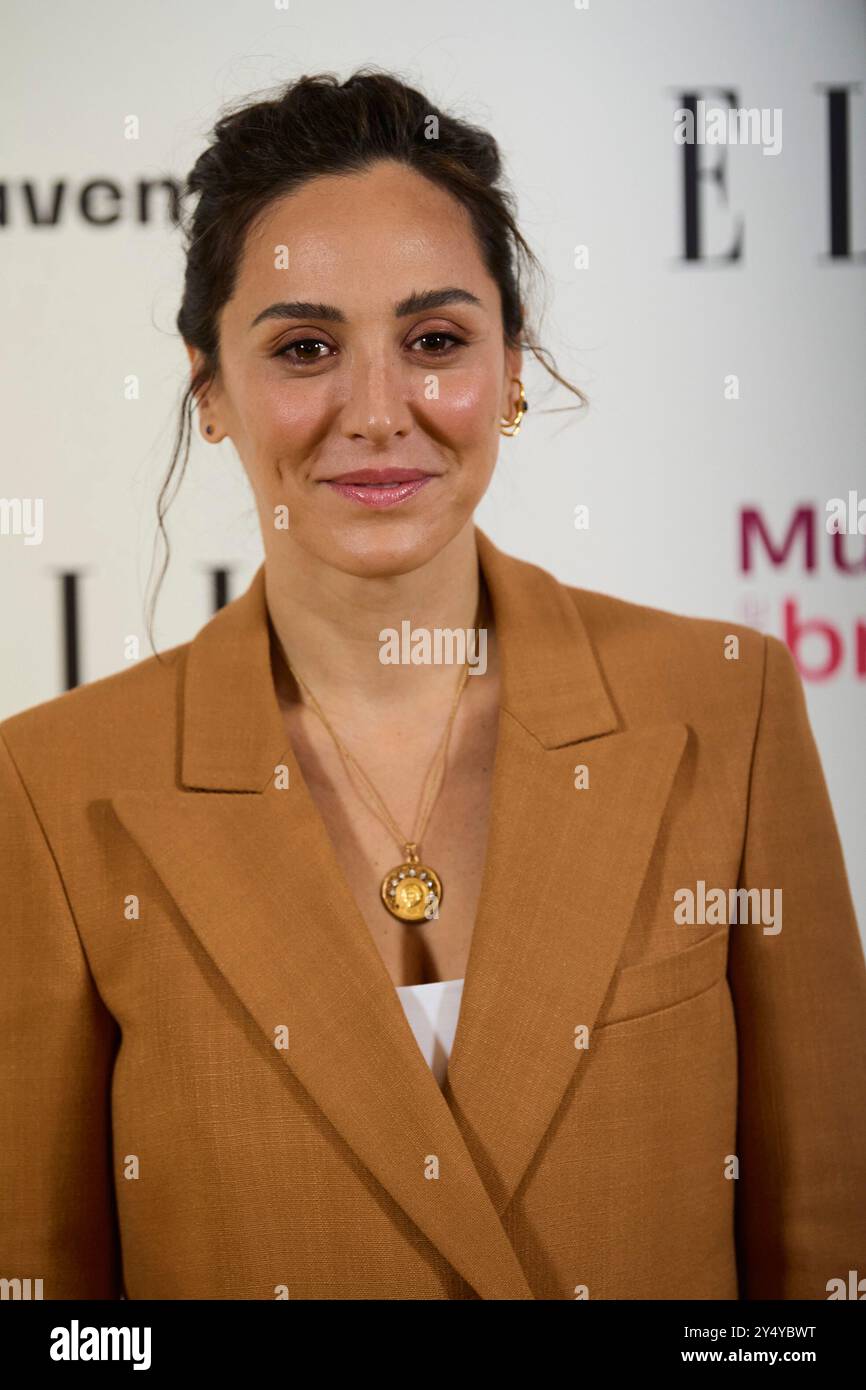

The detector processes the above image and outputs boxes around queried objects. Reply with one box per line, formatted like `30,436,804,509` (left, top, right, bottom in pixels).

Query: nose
339,353,414,446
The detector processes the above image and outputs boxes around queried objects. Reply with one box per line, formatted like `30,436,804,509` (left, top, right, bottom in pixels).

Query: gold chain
287,658,471,857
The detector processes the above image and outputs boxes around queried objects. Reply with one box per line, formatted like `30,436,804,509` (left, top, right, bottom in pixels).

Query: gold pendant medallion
381,845,442,922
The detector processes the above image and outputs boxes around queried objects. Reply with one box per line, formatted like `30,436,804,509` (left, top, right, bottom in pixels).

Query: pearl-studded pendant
380,843,442,922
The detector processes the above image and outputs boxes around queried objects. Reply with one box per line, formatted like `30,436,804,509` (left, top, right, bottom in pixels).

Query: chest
280,688,500,989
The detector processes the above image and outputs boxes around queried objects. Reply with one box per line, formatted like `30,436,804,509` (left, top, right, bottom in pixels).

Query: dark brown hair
146,65,588,655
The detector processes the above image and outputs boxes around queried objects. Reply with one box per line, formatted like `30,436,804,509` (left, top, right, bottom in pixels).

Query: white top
394,978,465,1088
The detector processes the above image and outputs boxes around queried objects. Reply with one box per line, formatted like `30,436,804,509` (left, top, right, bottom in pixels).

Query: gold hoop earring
500,379,528,436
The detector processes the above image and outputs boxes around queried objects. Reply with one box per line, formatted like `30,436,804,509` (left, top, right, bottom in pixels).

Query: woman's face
188,158,522,578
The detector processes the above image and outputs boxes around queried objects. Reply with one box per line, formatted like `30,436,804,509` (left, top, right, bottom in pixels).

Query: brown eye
276,338,333,364
410,332,465,355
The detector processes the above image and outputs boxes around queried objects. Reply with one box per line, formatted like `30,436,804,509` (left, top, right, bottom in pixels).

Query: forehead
230,160,494,305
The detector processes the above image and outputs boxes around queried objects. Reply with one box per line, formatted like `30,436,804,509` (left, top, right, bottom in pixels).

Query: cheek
254,376,325,447
419,369,501,441
235,370,327,491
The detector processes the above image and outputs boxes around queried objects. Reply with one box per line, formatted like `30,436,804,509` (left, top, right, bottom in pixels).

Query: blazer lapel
442,532,688,1214
110,526,686,1300
442,715,688,1208
111,777,534,1299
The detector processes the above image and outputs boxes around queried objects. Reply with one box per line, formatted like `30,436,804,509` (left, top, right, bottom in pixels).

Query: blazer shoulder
0,641,189,794
560,579,770,719
566,581,764,656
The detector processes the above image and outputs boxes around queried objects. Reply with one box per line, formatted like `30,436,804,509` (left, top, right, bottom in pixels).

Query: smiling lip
321,467,437,509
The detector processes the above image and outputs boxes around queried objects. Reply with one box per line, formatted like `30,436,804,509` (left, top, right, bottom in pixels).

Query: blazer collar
180,524,619,793
113,526,687,1299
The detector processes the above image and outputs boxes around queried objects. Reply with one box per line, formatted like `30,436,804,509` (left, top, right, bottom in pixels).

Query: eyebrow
249,286,483,330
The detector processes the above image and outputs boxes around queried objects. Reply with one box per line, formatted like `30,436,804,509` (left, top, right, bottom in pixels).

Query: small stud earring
205,425,214,436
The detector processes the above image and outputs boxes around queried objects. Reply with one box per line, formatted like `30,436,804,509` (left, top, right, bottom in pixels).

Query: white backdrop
1,0,864,931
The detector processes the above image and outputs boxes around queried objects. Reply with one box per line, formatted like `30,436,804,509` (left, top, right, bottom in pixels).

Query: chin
305,513,468,580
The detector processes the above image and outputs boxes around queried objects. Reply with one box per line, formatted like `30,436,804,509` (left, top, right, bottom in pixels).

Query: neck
265,520,493,719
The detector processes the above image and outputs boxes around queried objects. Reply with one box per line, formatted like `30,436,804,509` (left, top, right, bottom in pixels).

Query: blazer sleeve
0,732,122,1299
728,634,866,1300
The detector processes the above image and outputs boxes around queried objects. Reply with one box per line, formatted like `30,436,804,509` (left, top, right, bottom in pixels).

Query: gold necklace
286,658,471,923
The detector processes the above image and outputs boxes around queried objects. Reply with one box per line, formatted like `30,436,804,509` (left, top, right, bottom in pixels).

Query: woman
2,68,865,1302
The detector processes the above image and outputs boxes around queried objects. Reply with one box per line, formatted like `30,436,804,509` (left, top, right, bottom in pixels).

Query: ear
501,342,525,417
506,341,523,385
183,343,223,442
184,342,207,395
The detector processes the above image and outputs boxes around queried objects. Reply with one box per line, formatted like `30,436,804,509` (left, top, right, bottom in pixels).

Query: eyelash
274,331,467,366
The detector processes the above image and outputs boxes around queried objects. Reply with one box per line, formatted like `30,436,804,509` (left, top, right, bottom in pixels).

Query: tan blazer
2,526,865,1301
